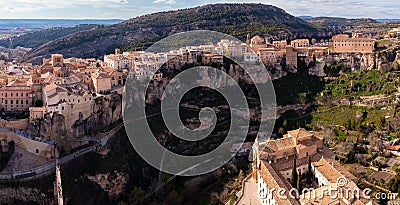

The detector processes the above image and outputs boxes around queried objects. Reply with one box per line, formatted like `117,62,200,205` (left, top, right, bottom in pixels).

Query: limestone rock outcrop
28,92,122,140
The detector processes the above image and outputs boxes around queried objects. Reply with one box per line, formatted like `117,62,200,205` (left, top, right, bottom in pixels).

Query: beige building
290,39,310,48
249,35,267,52
258,48,279,64
91,72,112,94
388,28,400,38
0,79,35,112
110,71,124,87
104,49,135,71
29,107,45,121
273,40,287,49
51,54,64,67
43,83,95,135
333,34,375,54
202,54,224,64
286,46,298,68
254,128,373,205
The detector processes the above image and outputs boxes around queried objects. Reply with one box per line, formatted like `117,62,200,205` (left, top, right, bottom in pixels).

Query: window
16,93,18,97
26,100,28,104
10,93,12,97
10,100,13,104
21,100,23,104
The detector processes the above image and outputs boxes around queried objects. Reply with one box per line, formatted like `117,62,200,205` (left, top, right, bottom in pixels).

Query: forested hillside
22,3,335,64
0,24,98,49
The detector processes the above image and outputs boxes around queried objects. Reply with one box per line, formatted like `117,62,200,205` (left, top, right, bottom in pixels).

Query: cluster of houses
101,33,376,82
0,54,125,126
252,128,374,205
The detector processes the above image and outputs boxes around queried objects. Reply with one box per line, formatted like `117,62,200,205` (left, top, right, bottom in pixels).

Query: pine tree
291,157,298,188
307,155,312,184
297,170,302,193
283,119,288,129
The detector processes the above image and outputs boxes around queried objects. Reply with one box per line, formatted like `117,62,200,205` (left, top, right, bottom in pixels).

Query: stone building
249,35,267,52
286,46,298,68
253,128,372,205
290,39,310,48
0,78,35,112
91,72,112,94
104,49,135,71
333,34,375,54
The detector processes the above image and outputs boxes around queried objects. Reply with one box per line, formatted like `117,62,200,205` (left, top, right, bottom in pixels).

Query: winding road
0,123,124,181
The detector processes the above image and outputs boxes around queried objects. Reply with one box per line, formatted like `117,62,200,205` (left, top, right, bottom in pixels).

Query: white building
244,52,260,63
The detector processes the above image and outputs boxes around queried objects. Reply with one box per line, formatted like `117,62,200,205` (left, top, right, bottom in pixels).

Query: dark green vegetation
387,169,400,195
0,25,98,49
273,73,325,105
323,61,343,77
272,68,400,196
274,68,400,142
305,17,400,34
323,70,399,99
306,17,378,30
22,3,334,64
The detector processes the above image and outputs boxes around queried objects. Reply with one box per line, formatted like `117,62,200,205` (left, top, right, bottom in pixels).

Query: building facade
333,34,375,54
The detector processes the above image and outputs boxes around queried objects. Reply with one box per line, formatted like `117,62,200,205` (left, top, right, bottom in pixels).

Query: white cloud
153,0,176,5
0,0,399,19
111,0,128,3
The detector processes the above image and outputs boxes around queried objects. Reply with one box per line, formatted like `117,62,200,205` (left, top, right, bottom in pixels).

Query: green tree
307,155,313,184
129,187,145,203
297,170,302,193
376,117,385,130
278,127,286,137
283,119,288,130
291,157,298,188
230,194,237,205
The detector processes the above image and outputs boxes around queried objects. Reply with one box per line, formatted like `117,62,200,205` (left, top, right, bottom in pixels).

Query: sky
0,0,399,20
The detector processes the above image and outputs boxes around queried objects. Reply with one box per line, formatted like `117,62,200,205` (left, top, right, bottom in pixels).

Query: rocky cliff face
377,47,400,72
325,53,375,72
309,49,400,76
139,64,271,106
28,92,122,140
316,47,400,72
28,113,67,140
72,93,122,138
87,171,129,199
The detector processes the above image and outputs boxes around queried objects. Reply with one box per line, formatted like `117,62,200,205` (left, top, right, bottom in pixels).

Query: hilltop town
0,18,400,204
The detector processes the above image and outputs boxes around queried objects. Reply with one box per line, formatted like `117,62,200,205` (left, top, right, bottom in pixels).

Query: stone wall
0,118,28,130
0,131,53,158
